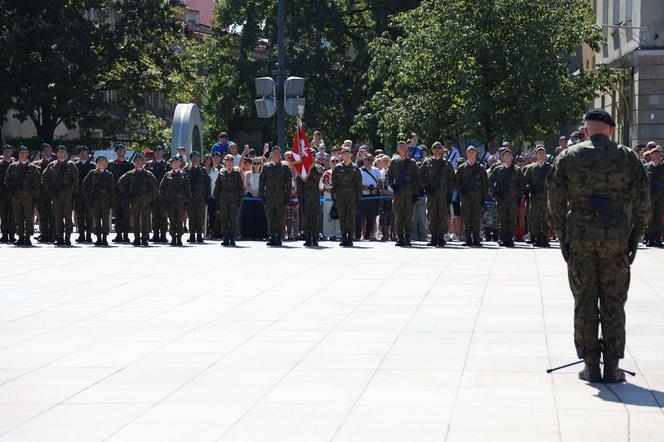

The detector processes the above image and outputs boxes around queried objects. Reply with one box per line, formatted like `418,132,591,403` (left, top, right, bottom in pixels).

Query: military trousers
113,194,131,235
74,197,92,236
497,196,519,238
151,195,168,236
165,203,185,237
426,193,449,238
37,192,54,238
335,195,357,238
264,196,285,238
0,196,15,237
188,199,206,236
393,193,414,240
90,201,112,235
130,199,152,236
568,240,629,360
460,198,482,233
527,197,548,239
12,195,35,239
218,198,240,237
646,201,663,243
52,194,74,240
301,200,321,238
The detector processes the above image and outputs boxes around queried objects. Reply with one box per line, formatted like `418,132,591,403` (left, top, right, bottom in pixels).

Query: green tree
355,0,623,147
1,0,184,143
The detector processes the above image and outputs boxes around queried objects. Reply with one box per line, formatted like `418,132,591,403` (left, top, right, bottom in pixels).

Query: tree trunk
31,114,58,143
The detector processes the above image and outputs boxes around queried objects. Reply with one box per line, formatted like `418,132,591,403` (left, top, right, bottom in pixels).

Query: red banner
291,118,314,180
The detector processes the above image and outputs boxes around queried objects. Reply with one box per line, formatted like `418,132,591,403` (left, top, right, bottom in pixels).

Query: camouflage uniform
489,162,524,246
331,161,362,246
4,160,41,244
118,168,158,244
259,161,291,245
455,161,489,245
214,168,244,245
187,164,210,242
108,158,134,241
419,157,455,246
74,159,96,242
144,158,171,242
386,157,419,246
645,161,664,247
82,168,115,245
547,134,650,372
523,161,552,246
159,169,191,245
33,157,55,241
296,165,323,246
0,156,15,242
42,160,79,245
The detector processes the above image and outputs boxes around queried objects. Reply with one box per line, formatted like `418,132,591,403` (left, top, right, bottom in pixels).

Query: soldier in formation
108,144,134,243
160,156,190,246
214,154,244,247
523,145,552,247
41,145,79,246
186,151,210,243
4,146,41,246
419,142,455,247
331,145,362,247
144,145,171,243
455,146,488,247
74,146,96,243
0,144,15,243
386,141,419,247
259,146,291,246
489,147,524,247
645,145,664,247
34,143,55,243
81,155,115,246
297,155,323,247
118,153,158,246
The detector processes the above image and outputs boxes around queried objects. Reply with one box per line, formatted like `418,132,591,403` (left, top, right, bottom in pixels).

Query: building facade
585,0,664,146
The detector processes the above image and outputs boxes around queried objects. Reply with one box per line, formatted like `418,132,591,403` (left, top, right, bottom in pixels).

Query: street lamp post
276,0,286,150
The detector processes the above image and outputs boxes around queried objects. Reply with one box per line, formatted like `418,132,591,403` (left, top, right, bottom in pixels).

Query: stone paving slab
0,240,663,441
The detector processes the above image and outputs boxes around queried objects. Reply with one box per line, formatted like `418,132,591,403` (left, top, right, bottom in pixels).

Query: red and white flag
291,118,314,180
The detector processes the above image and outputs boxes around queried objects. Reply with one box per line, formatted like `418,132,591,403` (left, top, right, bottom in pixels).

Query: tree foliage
355,0,623,147
0,0,184,143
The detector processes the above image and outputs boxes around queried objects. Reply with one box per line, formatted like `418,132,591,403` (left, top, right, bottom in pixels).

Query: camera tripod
547,359,636,377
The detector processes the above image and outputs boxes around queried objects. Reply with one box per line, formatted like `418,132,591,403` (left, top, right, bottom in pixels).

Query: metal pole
276,0,286,150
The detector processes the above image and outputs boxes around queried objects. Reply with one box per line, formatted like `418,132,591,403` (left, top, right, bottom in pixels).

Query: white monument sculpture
171,103,203,158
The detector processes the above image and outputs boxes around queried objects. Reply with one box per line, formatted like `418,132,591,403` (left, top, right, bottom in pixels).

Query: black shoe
150,233,159,242
160,234,168,243
142,238,149,246
102,235,109,246
64,235,72,246
230,238,236,247
177,235,183,246
55,238,65,246
15,237,25,246
274,235,282,246
112,234,122,243
304,238,312,247
170,237,177,246
85,233,92,243
197,234,204,244
0,235,8,243
25,237,32,246
76,234,85,243
602,364,626,383
187,235,196,243
133,237,141,246
222,236,229,246
95,237,103,246
313,239,319,247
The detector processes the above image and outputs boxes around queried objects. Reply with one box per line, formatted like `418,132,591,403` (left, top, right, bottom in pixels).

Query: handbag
330,204,339,220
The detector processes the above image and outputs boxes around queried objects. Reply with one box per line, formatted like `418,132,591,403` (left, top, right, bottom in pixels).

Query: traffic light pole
276,0,286,150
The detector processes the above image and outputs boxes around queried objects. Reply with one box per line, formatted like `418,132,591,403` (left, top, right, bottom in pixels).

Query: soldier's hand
627,233,639,264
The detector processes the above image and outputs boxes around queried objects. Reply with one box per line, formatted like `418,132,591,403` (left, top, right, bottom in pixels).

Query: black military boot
541,235,551,248
437,234,446,248
64,233,72,246
76,233,85,243
159,232,168,243
55,235,65,246
347,234,354,247
95,230,103,246
15,236,25,246
102,234,109,246
578,356,602,383
602,354,626,383
427,232,437,247
395,234,403,247
112,233,122,243
142,235,149,246
304,235,312,247
122,232,130,243
187,234,196,243
177,234,183,246
222,235,229,247
503,230,515,247
132,234,141,246
85,232,92,243
312,236,319,247
472,230,482,247
170,235,177,246
0,234,8,243
275,234,283,246
197,233,204,244
8,234,16,243
230,236,236,247
463,230,473,247
25,236,32,246
151,230,159,242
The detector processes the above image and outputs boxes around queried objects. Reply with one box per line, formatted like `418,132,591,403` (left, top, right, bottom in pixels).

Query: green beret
171,156,182,162
153,145,164,151
584,108,616,127
41,143,52,150
56,145,67,152
95,155,107,163
77,145,89,153
3,144,12,151
133,153,144,160
114,143,126,151
18,145,29,152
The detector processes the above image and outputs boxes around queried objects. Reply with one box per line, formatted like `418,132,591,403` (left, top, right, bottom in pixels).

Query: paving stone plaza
0,241,663,441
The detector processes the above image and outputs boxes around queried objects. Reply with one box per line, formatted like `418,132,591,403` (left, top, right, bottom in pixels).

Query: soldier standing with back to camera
34,143,55,243
108,144,134,243
455,146,488,246
144,146,171,243
5,146,41,246
386,141,418,247
523,145,552,247
489,147,524,247
74,146,96,243
215,154,244,247
0,144,16,243
547,109,651,383
419,142,455,247
41,145,79,246
332,145,362,247
160,156,191,246
644,145,664,247
118,153,158,247
259,146,291,246
186,151,210,243
82,155,115,246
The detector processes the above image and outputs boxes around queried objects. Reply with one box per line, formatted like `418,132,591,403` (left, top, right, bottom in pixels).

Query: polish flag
291,118,314,180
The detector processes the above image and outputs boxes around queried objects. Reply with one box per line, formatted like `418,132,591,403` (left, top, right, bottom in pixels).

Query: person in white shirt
229,143,242,167
205,153,221,238
358,155,380,240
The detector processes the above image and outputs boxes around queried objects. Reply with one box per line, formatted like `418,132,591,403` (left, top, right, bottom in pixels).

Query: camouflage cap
114,143,126,151
584,108,616,127
153,145,164,151
40,143,52,150
190,151,201,158
55,144,68,152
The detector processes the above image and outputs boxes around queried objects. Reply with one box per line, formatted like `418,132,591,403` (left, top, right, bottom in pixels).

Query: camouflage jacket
42,160,79,199
187,165,210,203
4,161,41,198
82,169,116,206
523,162,552,200
547,135,651,241
159,170,191,206
214,168,243,205
489,162,524,200
646,162,664,205
386,157,419,196
455,161,488,201
145,159,171,186
331,161,362,200
118,168,159,204
0,159,14,197
74,160,96,187
108,159,134,184
258,161,291,200
419,157,455,196
297,165,323,206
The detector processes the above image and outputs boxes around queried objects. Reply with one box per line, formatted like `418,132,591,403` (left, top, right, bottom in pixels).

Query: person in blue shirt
210,132,232,156
407,133,425,163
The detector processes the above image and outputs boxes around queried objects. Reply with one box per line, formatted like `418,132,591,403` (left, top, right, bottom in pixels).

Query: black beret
77,145,89,153
583,108,616,127
153,145,164,151
56,144,68,152
133,153,144,160
190,151,201,158
95,155,107,163
114,143,126,151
